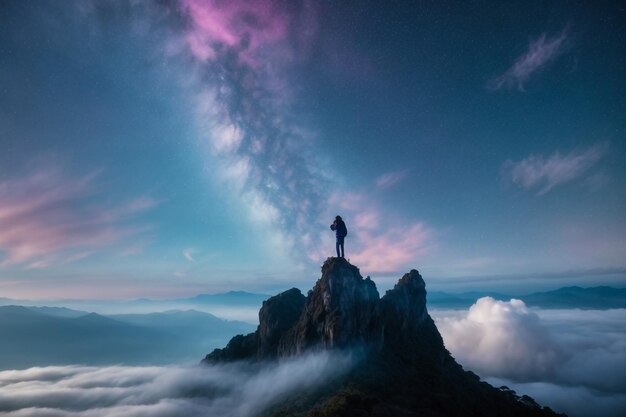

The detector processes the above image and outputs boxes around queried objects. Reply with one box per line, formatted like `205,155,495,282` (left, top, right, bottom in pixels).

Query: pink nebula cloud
175,1,435,272
180,0,290,66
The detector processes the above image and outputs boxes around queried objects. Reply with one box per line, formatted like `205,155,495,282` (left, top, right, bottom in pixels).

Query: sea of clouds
0,351,353,417
433,298,626,417
2,301,624,417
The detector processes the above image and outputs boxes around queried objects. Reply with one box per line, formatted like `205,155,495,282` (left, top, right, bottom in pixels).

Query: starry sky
1,0,625,299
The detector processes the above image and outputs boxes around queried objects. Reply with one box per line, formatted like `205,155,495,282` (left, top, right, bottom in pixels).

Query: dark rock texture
202,257,565,417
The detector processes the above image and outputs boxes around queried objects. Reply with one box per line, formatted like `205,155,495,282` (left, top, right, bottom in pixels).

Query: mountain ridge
0,306,254,369
428,285,626,309
2,286,623,313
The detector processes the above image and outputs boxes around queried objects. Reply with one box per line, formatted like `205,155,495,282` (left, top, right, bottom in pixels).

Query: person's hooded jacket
330,219,348,238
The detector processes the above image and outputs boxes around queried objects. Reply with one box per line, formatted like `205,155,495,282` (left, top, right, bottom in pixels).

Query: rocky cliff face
288,259,381,354
203,258,565,417
258,287,305,357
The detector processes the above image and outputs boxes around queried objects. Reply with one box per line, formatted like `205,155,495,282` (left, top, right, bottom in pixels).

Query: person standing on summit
330,215,348,258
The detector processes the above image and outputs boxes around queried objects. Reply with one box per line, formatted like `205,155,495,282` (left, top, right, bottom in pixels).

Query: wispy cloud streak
502,143,608,195
0,165,157,268
350,222,433,273
490,29,569,91
183,248,197,262
375,169,409,190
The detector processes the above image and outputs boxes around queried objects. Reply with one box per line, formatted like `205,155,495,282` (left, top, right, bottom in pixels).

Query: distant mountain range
0,306,254,370
428,286,626,309
0,289,270,308
1,286,624,320
182,290,270,305
0,290,271,321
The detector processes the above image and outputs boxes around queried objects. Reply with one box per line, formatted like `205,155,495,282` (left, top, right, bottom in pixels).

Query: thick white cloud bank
0,352,353,417
434,299,626,417
435,297,563,380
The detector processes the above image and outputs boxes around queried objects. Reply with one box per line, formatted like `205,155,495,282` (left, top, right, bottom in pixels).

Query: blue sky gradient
0,0,624,298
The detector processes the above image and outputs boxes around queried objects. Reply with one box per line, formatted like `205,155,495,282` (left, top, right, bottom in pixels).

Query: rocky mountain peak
381,268,429,331
290,257,381,353
202,258,565,416
205,258,440,360
257,287,305,357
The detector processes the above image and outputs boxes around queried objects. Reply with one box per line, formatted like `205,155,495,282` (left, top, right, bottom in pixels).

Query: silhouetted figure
330,215,348,258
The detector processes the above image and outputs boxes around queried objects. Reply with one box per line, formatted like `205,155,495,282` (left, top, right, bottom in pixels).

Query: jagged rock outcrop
204,258,443,362
258,287,305,357
381,269,428,331
288,259,381,354
202,257,565,417
204,258,383,362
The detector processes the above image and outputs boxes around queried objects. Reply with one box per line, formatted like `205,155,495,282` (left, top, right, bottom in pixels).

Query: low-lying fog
0,352,355,417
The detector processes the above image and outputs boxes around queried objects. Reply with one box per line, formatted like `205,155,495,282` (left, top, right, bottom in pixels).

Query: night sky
1,0,625,299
